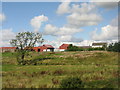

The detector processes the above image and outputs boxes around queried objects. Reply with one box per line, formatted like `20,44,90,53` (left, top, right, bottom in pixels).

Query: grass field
1,51,119,88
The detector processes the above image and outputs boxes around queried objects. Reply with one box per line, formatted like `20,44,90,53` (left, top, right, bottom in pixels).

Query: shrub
60,77,84,88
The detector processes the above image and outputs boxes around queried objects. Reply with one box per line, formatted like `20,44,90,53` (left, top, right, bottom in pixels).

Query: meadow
1,51,119,88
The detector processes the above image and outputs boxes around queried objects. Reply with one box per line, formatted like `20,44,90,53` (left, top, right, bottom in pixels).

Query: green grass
2,51,119,88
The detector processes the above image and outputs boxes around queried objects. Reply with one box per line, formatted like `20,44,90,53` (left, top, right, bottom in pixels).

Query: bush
60,77,84,88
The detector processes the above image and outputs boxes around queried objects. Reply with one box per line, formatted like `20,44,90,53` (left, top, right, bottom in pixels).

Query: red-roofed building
59,44,70,51
0,47,18,52
33,44,54,52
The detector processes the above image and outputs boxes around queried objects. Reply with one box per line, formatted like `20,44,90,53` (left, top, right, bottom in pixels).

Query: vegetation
66,44,105,51
60,77,84,88
66,44,84,51
107,41,120,52
10,32,44,65
2,51,119,88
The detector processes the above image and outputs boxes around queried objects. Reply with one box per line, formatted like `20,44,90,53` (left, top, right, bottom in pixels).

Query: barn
0,47,17,53
59,44,70,51
33,44,54,52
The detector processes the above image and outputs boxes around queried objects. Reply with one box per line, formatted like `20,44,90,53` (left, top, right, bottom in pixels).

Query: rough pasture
1,51,119,88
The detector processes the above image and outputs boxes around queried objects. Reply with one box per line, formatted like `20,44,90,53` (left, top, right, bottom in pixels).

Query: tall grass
2,51,119,88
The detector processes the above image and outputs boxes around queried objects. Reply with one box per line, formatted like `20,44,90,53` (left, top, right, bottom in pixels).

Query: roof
59,44,70,49
92,43,107,46
33,44,54,49
0,47,17,49
43,44,54,48
33,46,47,49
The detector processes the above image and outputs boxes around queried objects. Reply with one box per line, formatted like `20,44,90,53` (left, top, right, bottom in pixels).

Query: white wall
43,49,51,52
54,49,65,52
92,45,103,48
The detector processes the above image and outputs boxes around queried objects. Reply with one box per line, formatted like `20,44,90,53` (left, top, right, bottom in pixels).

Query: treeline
107,41,120,52
66,42,120,52
66,44,105,51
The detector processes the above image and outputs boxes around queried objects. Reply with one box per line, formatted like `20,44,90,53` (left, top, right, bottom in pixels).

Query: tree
67,44,84,51
102,44,107,51
107,42,120,52
10,31,44,65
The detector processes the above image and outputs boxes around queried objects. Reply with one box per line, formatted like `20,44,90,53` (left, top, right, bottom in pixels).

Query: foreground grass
2,51,119,88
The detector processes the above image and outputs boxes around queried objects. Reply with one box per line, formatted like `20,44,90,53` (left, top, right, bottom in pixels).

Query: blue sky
1,1,119,47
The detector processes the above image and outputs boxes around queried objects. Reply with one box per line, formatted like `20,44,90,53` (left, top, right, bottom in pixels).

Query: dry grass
2,51,119,88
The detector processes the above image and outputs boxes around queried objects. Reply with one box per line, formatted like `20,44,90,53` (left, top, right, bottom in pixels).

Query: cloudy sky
0,0,119,48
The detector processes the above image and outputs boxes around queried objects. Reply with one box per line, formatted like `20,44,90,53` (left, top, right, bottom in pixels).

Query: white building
92,43,107,48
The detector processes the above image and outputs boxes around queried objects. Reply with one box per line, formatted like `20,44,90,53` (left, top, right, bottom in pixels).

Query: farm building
33,44,54,52
92,43,107,48
0,47,17,53
59,44,70,51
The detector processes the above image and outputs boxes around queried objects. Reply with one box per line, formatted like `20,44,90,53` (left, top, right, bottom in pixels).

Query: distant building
33,44,54,52
59,44,70,51
92,43,107,48
0,47,17,53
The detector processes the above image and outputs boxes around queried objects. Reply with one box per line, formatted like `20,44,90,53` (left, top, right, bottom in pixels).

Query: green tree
107,42,120,52
67,44,84,51
10,31,44,65
102,44,107,51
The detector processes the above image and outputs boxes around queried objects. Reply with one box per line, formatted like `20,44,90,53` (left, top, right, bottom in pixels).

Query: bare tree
10,31,44,65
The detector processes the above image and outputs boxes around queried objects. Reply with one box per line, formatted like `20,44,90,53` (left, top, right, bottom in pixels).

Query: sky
0,0,119,48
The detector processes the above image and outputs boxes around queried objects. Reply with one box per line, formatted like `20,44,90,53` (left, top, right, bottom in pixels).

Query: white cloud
71,3,96,14
56,3,102,28
91,25,118,40
67,13,102,28
44,24,83,36
56,2,71,15
91,15,118,41
0,13,6,22
30,14,48,32
57,35,72,42
57,35,83,42
44,2,103,42
44,24,83,42
0,29,16,47
67,3,102,28
57,2,97,15
44,24,58,36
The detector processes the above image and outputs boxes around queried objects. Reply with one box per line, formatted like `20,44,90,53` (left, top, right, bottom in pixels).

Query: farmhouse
0,47,17,53
33,44,54,52
59,44,70,51
92,43,107,48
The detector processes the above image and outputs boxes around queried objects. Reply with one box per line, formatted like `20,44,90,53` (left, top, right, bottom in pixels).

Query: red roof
33,45,54,52
59,44,70,49
0,47,17,49
43,44,54,48
33,46,47,49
